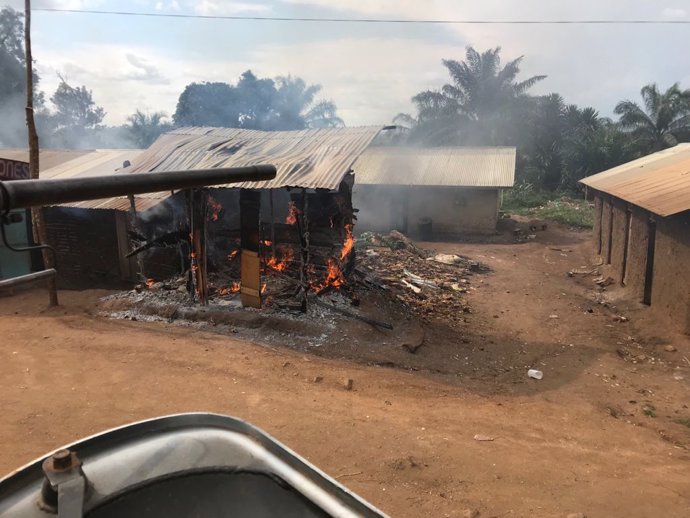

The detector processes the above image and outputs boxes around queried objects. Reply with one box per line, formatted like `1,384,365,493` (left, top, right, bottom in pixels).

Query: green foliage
173,70,343,130
125,110,171,148
44,81,106,148
0,6,43,147
614,83,690,153
504,188,594,229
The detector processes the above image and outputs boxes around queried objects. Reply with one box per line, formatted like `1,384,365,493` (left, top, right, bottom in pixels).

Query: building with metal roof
579,143,690,217
579,145,690,334
353,146,516,187
351,146,517,237
128,126,383,190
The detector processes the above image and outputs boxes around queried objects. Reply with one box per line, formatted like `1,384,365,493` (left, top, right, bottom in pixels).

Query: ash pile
354,231,488,329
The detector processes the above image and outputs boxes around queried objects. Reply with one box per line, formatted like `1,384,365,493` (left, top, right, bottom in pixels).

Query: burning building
351,146,516,238
118,126,385,309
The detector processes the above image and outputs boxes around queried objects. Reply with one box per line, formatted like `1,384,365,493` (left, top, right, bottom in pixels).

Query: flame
261,239,273,247
190,251,198,273
227,250,238,262
261,283,267,294
340,224,354,261
285,201,300,225
266,246,294,272
217,281,241,295
312,257,345,292
145,278,156,288
208,195,222,221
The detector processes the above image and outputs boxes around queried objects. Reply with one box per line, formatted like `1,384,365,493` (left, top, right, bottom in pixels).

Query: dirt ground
1,223,689,517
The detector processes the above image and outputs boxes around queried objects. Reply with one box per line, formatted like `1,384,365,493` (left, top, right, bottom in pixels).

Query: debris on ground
357,231,489,328
664,345,677,352
594,276,614,287
342,378,354,391
473,434,494,442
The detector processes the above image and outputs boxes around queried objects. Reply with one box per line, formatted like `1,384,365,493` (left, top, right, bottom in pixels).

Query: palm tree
409,46,546,145
273,76,343,129
125,110,171,148
614,83,690,152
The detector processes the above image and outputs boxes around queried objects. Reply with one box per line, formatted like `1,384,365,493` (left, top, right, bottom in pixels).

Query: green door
0,209,32,279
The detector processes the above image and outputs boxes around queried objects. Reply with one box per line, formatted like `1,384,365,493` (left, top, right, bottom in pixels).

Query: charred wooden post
187,189,209,305
299,189,310,312
127,194,146,281
239,189,262,309
269,190,276,258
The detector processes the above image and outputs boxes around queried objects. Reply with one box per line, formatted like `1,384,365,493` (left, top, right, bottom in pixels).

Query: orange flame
285,201,300,225
312,257,345,292
266,246,294,272
340,224,354,261
227,250,238,262
217,281,241,295
145,278,156,288
261,282,267,294
261,239,273,247
208,195,222,221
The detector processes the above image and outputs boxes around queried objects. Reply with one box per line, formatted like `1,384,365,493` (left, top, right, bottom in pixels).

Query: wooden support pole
269,189,276,258
186,189,209,305
24,0,57,306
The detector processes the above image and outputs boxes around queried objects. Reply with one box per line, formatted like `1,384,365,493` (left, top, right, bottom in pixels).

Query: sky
5,0,690,126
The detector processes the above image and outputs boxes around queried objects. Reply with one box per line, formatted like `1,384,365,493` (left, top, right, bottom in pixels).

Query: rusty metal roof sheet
0,148,92,171
579,144,690,217
352,146,516,187
1,148,151,211
127,126,384,190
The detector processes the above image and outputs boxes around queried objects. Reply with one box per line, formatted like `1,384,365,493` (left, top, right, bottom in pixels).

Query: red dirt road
1,225,688,517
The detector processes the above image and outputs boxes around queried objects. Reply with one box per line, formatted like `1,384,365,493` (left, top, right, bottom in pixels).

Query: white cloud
662,7,687,19
194,1,271,16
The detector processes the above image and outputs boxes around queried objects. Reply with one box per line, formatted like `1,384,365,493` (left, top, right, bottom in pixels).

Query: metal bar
0,165,276,211
0,268,56,289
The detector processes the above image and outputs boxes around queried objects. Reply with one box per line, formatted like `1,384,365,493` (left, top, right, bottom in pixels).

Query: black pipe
0,165,276,211
0,214,57,266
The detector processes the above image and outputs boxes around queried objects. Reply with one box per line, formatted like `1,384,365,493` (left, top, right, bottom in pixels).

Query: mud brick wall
625,206,651,301
651,211,690,334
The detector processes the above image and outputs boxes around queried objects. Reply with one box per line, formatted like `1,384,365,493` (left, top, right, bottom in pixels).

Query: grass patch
642,404,657,418
508,199,594,229
673,417,690,428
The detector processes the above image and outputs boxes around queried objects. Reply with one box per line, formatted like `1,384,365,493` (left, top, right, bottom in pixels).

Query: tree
48,80,105,147
273,75,343,129
125,110,171,148
614,83,690,153
0,6,43,147
404,47,545,145
173,70,343,130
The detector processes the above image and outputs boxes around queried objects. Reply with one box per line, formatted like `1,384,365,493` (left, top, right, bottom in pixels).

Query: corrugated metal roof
579,143,690,217
38,149,140,180
128,126,384,190
351,146,516,187
0,148,92,171
1,148,151,211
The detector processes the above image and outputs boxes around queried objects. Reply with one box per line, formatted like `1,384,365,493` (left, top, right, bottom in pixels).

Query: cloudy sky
6,0,690,126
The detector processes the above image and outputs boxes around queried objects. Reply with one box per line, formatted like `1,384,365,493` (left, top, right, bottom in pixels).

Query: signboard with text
0,158,30,181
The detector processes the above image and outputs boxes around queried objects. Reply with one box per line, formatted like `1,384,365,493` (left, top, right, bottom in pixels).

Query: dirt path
1,224,688,517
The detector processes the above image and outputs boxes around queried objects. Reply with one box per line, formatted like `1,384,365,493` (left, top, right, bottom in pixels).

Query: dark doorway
643,219,656,305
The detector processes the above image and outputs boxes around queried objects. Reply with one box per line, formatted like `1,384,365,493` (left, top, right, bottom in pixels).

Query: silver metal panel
352,146,516,187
